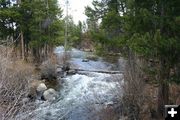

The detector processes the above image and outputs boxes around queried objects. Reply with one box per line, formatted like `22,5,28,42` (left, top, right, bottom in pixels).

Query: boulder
36,83,47,92
62,64,70,71
36,83,47,100
82,59,89,62
43,88,58,101
57,68,66,78
28,80,43,99
67,69,77,75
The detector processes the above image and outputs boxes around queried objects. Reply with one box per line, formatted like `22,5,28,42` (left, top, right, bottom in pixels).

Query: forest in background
0,0,83,63
84,0,180,119
0,0,180,119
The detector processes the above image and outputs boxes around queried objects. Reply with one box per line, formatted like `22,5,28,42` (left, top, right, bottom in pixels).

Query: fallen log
72,68,123,74
57,65,123,74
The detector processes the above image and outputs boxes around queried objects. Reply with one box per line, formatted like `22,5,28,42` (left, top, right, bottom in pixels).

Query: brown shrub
56,51,71,66
121,54,161,120
0,46,34,120
121,54,146,120
169,84,180,104
40,60,57,80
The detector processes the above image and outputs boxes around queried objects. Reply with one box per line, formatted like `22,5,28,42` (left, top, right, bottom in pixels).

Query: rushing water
17,47,124,120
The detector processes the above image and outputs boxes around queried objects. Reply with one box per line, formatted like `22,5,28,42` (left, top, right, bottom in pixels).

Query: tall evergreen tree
86,0,180,118
0,0,64,61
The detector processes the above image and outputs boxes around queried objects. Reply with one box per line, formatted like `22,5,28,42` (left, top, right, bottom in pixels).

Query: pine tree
0,0,64,62
86,0,180,118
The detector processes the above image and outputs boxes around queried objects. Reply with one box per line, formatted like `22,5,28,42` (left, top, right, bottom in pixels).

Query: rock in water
82,59,89,62
28,80,45,100
62,64,70,71
36,83,47,100
36,83,47,92
67,69,77,75
43,88,58,101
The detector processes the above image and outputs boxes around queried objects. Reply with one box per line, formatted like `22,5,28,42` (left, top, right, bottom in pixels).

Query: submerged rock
43,88,58,101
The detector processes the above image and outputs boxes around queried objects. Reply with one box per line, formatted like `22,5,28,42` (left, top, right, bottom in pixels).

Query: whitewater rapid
16,46,124,120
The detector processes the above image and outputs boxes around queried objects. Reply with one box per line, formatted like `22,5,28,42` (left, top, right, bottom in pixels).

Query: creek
17,46,125,120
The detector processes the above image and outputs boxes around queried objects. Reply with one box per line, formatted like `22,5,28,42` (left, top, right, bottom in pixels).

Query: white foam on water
16,47,123,120
62,73,116,102
54,46,65,54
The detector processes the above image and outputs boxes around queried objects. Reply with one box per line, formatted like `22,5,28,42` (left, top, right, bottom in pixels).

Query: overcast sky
58,0,93,24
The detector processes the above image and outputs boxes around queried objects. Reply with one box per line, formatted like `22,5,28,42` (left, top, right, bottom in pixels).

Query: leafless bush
40,60,57,80
121,53,146,120
56,52,71,66
0,47,34,120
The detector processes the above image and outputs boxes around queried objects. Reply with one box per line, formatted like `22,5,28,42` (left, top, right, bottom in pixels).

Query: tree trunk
25,41,28,59
157,60,169,117
157,1,169,117
20,31,25,60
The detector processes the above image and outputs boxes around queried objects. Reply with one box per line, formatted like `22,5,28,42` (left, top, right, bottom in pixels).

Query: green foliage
84,0,180,117
65,16,83,48
0,1,20,39
85,0,124,53
0,0,64,47
86,0,180,84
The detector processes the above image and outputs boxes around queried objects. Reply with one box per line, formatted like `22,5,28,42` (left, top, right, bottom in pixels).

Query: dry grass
0,46,34,120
